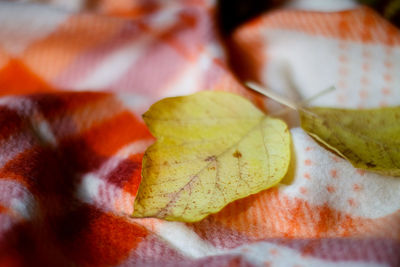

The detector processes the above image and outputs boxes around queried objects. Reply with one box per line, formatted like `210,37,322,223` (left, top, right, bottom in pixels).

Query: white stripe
0,179,35,219
0,2,69,55
74,5,182,90
74,37,151,90
134,219,385,266
135,220,223,258
237,241,384,267
35,119,57,146
77,174,103,205
161,51,213,98
117,93,153,114
285,0,357,11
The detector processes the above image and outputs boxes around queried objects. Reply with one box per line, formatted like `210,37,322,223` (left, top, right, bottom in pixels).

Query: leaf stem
245,82,298,110
303,86,335,105
246,82,336,111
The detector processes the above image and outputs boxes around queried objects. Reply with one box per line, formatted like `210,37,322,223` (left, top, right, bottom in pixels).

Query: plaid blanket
0,0,399,266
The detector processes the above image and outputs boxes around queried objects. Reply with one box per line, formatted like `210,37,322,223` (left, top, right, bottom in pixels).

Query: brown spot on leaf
233,150,242,158
366,162,376,168
205,156,216,162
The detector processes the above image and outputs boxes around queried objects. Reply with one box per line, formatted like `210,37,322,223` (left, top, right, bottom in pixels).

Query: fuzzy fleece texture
0,0,399,266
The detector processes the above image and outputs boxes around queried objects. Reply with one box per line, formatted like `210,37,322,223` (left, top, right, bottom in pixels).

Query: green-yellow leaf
133,91,291,222
300,106,400,176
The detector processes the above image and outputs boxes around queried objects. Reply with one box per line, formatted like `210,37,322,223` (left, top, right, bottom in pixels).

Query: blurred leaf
300,107,400,176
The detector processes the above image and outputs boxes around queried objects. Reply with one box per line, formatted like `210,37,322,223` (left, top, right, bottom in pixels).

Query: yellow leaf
300,107,400,176
133,91,291,222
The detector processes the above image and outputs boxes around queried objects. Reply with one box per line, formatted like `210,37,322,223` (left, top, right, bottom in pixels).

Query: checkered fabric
0,0,399,266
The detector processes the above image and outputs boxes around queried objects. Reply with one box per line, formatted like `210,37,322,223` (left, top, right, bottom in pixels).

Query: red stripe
0,107,24,142
29,92,110,119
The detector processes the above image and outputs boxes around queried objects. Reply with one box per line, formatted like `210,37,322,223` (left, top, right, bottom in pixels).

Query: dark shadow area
217,0,286,35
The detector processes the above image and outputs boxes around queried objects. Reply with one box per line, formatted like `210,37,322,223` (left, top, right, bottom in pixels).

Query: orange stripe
0,59,54,96
99,0,160,18
235,7,400,45
22,14,125,80
83,111,151,157
207,188,400,239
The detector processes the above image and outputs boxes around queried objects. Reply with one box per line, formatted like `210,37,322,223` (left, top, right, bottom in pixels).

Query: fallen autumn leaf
300,107,400,176
246,82,400,177
132,91,291,222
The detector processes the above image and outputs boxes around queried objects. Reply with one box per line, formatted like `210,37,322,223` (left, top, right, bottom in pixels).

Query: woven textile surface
0,0,399,266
